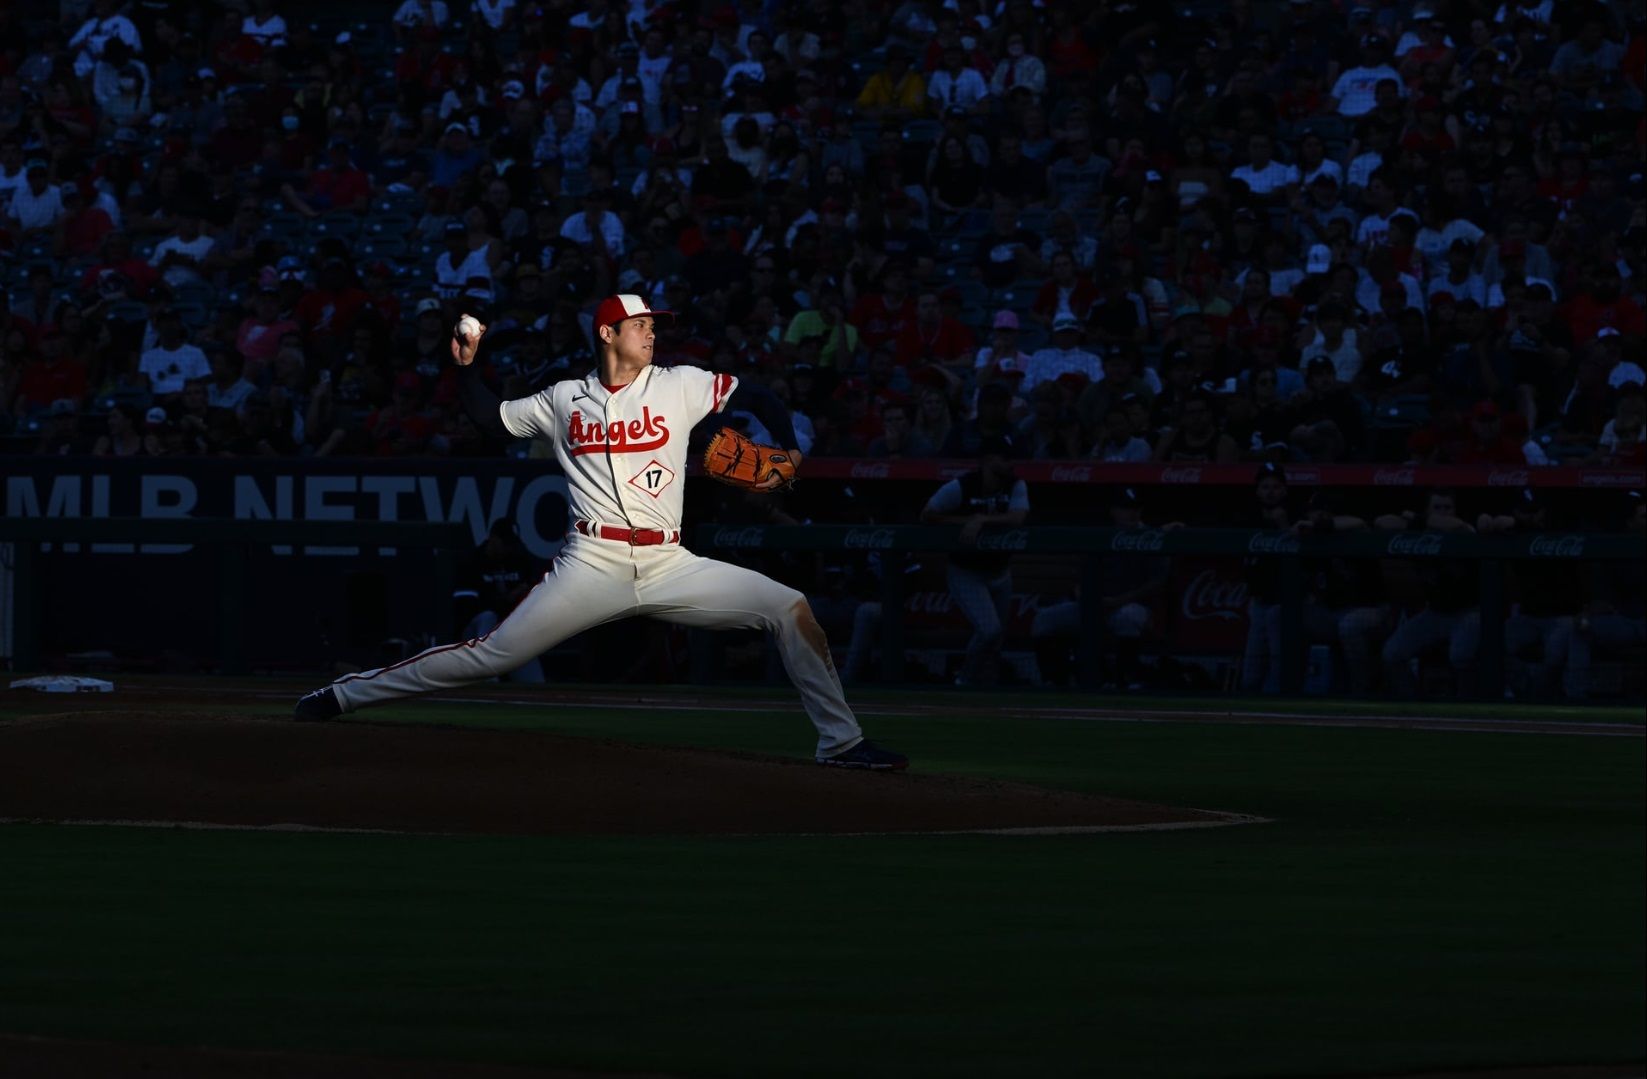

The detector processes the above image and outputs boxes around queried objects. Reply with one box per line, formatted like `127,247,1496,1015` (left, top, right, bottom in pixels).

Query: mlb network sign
2,459,573,558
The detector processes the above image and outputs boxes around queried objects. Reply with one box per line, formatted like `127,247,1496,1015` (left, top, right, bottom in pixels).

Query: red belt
574,520,680,545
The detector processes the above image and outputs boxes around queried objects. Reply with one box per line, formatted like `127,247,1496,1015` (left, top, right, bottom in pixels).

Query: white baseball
456,315,481,339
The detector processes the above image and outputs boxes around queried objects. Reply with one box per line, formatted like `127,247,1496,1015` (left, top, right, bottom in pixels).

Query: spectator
6,162,64,236
283,137,372,218
236,283,300,370
855,45,927,121
1153,390,1238,462
974,309,1031,373
1286,357,1367,461
783,280,859,369
989,31,1046,100
894,289,975,369
1331,34,1403,117
1230,133,1298,204
1023,316,1102,391
91,402,148,456
1030,249,1097,327
1090,402,1153,462
920,435,1029,685
149,214,214,290
1046,125,1108,209
139,309,210,399
975,202,1044,290
927,43,990,116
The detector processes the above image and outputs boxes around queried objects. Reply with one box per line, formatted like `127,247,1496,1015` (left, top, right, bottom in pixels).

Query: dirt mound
0,712,1237,837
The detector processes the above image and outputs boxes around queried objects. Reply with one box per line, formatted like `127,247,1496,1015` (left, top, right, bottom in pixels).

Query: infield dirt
0,709,1243,836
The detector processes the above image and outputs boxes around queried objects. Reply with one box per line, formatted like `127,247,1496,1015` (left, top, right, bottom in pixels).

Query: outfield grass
0,696,1641,1078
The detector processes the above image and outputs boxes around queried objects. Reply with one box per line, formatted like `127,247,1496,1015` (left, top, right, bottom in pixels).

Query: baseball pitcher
294,295,907,770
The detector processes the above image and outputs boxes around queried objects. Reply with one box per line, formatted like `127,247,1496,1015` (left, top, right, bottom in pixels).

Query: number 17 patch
626,458,676,499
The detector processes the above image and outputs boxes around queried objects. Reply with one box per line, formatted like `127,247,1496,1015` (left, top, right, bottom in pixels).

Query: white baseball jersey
498,363,738,531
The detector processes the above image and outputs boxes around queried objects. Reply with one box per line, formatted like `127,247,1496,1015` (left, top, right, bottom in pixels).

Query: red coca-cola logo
1160,467,1204,484
1373,468,1416,485
850,461,891,479
1050,465,1092,482
1487,470,1530,487
1180,568,1247,621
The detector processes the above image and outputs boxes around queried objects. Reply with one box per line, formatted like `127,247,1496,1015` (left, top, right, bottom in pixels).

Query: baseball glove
702,427,798,491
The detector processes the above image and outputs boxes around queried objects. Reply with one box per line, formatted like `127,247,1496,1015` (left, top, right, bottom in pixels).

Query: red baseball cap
593,293,673,329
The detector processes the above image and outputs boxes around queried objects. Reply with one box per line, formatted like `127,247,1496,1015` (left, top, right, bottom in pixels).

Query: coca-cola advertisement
1167,557,1250,653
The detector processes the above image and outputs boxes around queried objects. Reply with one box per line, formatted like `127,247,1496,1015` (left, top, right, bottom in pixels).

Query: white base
9,676,115,693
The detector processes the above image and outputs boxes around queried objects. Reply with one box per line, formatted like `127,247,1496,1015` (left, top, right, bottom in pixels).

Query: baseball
456,315,481,340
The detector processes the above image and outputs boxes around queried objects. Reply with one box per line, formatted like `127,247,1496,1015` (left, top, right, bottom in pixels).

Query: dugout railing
692,524,1645,699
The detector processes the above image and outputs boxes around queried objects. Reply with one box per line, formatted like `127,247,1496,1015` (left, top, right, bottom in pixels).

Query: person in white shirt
393,0,450,35
926,43,989,114
241,0,288,48
68,0,143,79
1428,239,1489,305
434,221,495,299
1394,9,1454,57
4,164,64,234
1352,173,1408,248
973,310,1033,372
988,32,1045,99
150,214,215,289
636,27,672,91
559,190,627,259
721,29,771,93
1330,35,1403,117
472,0,516,31
1230,133,1298,201
140,310,211,397
1415,205,1485,281
1023,318,1104,392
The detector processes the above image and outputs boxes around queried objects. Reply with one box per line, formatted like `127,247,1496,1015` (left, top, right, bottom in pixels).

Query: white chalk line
313,694,1646,738
0,812,1269,838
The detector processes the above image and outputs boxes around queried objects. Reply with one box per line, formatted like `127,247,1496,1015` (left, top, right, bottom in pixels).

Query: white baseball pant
329,535,864,756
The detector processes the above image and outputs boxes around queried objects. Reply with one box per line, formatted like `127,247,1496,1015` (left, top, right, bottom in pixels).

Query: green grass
0,696,1641,1077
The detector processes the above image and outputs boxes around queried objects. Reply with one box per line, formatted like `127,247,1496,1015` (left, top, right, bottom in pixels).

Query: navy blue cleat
816,738,909,771
293,686,343,721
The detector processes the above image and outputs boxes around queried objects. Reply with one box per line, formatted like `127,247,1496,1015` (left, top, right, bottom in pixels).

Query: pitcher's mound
0,713,1253,837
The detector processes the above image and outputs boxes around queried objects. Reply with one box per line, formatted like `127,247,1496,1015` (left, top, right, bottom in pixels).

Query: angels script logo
568,407,669,456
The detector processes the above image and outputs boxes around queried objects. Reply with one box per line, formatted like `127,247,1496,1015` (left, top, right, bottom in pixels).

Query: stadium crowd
0,0,1642,468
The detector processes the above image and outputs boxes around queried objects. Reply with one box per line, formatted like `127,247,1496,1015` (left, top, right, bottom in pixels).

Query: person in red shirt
1562,261,1647,343
1400,97,1455,158
367,370,440,455
12,329,89,415
359,263,402,331
1030,250,1099,327
850,260,918,350
894,289,976,368
79,234,160,300
55,184,113,258
283,138,372,218
293,257,369,351
1450,400,1528,464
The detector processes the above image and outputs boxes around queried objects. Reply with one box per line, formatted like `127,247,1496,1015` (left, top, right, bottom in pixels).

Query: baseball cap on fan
594,293,673,329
